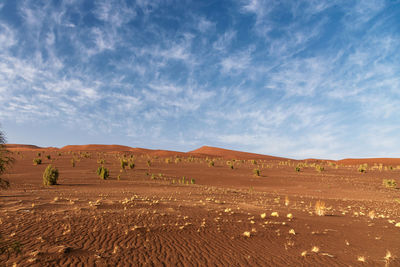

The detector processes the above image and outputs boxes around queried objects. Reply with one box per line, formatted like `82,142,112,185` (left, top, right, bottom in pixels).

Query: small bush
147,160,151,167
33,158,42,165
208,160,214,167
251,160,257,165
46,155,51,160
97,166,109,180
383,179,397,189
129,162,135,169
43,165,59,186
71,158,75,167
315,165,324,172
315,200,326,216
295,166,301,172
120,159,128,170
358,164,367,173
253,168,260,176
191,178,195,184
227,161,234,169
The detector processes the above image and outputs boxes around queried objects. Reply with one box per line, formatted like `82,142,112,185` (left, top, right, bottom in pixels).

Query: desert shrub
97,159,105,164
191,178,195,184
33,158,42,165
97,166,109,180
129,162,135,169
0,129,14,189
295,166,301,172
227,161,234,169
253,168,260,176
315,165,324,172
37,152,41,157
358,164,367,173
383,179,397,189
147,160,151,167
251,160,257,165
208,160,214,167
71,158,75,167
46,155,51,160
165,158,171,164
315,200,326,216
175,157,181,164
43,165,59,186
120,158,128,169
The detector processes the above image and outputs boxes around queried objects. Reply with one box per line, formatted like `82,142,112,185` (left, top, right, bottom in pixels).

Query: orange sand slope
7,144,400,164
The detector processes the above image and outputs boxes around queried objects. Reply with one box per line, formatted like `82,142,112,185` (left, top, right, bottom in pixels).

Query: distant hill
189,146,288,161
5,144,43,150
60,144,134,152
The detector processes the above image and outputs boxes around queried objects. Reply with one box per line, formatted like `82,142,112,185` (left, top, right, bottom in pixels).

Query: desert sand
1,144,400,266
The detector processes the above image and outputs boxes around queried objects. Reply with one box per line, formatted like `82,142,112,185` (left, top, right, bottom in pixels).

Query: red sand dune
61,144,134,152
5,144,43,150
189,145,288,161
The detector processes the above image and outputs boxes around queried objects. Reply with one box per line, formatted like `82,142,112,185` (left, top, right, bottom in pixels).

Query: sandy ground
1,145,400,266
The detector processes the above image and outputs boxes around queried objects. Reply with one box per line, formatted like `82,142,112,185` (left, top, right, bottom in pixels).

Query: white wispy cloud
1,0,399,158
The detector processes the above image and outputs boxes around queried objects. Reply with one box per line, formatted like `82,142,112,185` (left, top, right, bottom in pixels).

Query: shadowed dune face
1,145,400,266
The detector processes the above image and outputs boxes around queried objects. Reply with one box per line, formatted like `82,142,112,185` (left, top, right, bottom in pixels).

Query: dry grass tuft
314,200,326,216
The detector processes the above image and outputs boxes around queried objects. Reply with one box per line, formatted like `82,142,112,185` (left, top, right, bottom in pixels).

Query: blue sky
0,0,399,159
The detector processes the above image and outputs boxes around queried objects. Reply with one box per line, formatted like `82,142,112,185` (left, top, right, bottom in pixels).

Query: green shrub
129,162,135,169
33,158,42,165
383,179,397,188
208,160,214,167
295,166,301,172
43,165,59,186
315,165,324,172
190,178,195,184
251,160,257,165
253,168,260,176
358,164,367,173
97,166,109,180
0,128,14,189
227,161,234,169
46,155,51,160
120,159,128,170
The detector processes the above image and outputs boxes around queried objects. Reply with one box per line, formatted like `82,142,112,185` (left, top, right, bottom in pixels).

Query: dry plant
315,200,326,216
